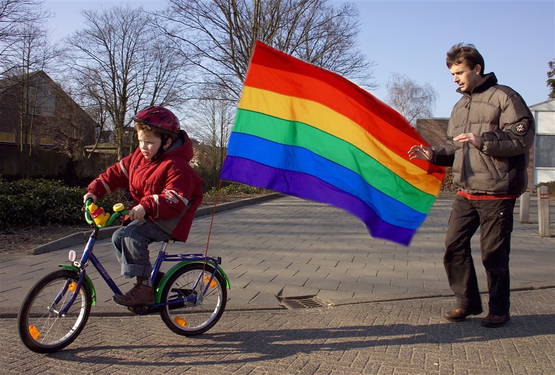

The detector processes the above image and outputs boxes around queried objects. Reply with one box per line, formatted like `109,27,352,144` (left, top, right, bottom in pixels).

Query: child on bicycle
83,106,203,307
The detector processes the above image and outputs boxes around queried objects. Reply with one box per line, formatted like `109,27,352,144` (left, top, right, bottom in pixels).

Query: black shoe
481,313,510,328
113,283,154,306
444,306,483,322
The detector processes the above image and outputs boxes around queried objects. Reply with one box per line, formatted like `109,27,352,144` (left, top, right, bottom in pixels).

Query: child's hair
135,121,163,138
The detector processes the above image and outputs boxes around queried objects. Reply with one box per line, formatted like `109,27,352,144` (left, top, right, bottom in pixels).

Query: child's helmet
132,106,180,137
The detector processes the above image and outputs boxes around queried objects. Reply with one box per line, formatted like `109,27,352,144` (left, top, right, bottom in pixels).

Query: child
83,106,203,306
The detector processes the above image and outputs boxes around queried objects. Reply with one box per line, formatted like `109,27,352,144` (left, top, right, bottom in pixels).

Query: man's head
446,43,485,93
133,106,180,160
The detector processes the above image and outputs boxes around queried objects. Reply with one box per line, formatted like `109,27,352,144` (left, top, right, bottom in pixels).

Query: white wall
537,111,555,134
533,105,555,184
535,168,555,184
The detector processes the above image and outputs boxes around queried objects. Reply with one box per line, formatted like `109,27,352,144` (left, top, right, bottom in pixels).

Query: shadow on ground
49,313,555,367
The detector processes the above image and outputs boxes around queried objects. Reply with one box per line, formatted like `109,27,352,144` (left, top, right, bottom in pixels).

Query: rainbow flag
220,41,445,245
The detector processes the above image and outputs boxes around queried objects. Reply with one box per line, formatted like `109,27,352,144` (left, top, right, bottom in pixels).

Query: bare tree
386,73,437,125
67,7,193,160
0,23,60,180
548,59,555,99
188,95,233,187
0,0,50,70
16,25,58,151
158,0,375,101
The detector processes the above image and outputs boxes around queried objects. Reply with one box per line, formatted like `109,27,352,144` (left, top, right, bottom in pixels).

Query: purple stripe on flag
221,156,415,245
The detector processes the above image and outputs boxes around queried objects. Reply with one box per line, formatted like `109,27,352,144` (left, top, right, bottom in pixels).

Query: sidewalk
1,195,554,374
1,195,553,315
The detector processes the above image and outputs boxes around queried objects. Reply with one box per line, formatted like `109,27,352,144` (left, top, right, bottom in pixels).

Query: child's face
138,130,162,160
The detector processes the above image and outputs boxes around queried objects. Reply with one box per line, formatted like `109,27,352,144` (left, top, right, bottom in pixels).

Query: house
529,99,555,184
0,71,97,178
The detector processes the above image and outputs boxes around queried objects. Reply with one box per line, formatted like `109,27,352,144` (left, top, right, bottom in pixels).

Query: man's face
138,129,162,160
449,62,482,93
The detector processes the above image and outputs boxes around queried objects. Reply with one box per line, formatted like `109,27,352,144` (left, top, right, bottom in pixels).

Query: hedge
0,178,128,228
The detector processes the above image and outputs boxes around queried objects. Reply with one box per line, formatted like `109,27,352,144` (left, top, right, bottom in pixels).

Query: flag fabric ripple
220,41,445,245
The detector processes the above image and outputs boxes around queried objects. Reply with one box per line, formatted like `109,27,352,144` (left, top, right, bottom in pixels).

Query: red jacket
87,131,203,242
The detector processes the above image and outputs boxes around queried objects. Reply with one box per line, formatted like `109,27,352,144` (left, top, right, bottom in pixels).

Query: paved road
1,289,553,374
1,195,554,374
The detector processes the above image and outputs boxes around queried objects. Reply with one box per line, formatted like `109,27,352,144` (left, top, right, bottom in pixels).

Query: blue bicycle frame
59,227,225,315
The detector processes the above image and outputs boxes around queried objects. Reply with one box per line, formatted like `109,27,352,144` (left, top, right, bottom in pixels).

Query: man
409,43,534,328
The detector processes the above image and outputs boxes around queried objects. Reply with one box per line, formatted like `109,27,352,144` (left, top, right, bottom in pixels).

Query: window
535,135,555,167
29,84,56,116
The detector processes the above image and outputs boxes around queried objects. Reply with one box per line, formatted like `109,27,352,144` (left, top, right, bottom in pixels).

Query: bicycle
17,200,229,353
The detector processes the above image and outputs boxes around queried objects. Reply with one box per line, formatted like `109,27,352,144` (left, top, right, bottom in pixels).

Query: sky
45,0,554,117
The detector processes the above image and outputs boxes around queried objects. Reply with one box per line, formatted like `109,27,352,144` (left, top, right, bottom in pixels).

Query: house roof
1,70,98,125
0,71,45,94
529,98,555,111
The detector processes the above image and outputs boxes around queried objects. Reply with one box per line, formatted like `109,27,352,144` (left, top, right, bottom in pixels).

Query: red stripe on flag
245,41,443,177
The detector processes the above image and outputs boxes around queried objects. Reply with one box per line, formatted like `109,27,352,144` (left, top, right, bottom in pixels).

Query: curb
32,193,284,255
3,285,553,319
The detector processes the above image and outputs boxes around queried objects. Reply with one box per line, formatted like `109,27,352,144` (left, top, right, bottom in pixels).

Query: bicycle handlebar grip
106,204,129,227
113,203,126,213
84,199,94,225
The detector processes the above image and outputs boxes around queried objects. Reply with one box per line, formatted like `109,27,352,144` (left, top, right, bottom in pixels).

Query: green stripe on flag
233,109,435,213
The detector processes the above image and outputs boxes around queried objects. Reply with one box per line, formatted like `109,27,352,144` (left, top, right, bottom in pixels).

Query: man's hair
446,43,485,75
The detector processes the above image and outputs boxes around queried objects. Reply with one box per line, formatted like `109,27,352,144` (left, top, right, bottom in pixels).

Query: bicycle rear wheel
159,263,226,336
18,270,92,353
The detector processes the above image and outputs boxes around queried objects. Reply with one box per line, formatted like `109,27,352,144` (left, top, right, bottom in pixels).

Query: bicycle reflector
28,325,41,340
203,275,217,288
174,317,188,327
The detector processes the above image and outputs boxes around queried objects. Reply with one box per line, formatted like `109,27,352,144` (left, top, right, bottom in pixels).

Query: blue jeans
111,220,172,279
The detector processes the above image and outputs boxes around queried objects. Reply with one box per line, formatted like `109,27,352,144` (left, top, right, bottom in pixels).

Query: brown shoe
113,283,154,306
481,313,510,328
444,306,483,322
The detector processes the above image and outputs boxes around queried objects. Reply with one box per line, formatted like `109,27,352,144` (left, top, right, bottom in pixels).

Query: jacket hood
161,130,194,162
473,72,498,93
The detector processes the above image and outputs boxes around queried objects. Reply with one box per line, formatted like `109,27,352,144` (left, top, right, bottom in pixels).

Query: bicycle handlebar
84,199,129,228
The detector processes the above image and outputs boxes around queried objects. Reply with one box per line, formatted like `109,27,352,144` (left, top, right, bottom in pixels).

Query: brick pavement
1,195,554,313
1,195,554,374
1,288,553,374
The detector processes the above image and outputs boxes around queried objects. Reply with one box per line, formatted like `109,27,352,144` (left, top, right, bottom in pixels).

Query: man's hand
408,144,432,161
83,192,97,203
453,133,479,147
128,204,146,221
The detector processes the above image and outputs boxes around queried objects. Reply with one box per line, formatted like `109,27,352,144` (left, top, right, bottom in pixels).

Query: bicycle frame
59,227,226,315
19,202,229,353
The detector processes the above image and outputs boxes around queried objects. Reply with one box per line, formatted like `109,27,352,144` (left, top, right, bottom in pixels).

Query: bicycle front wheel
18,270,92,353
159,263,227,336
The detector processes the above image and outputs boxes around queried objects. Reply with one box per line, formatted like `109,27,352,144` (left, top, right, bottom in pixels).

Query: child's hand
83,192,97,203
128,204,146,221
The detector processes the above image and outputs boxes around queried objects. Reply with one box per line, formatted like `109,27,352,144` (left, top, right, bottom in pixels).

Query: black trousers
444,195,516,315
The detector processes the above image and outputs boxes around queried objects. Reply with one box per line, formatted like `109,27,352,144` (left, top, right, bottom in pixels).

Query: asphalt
1,194,554,374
